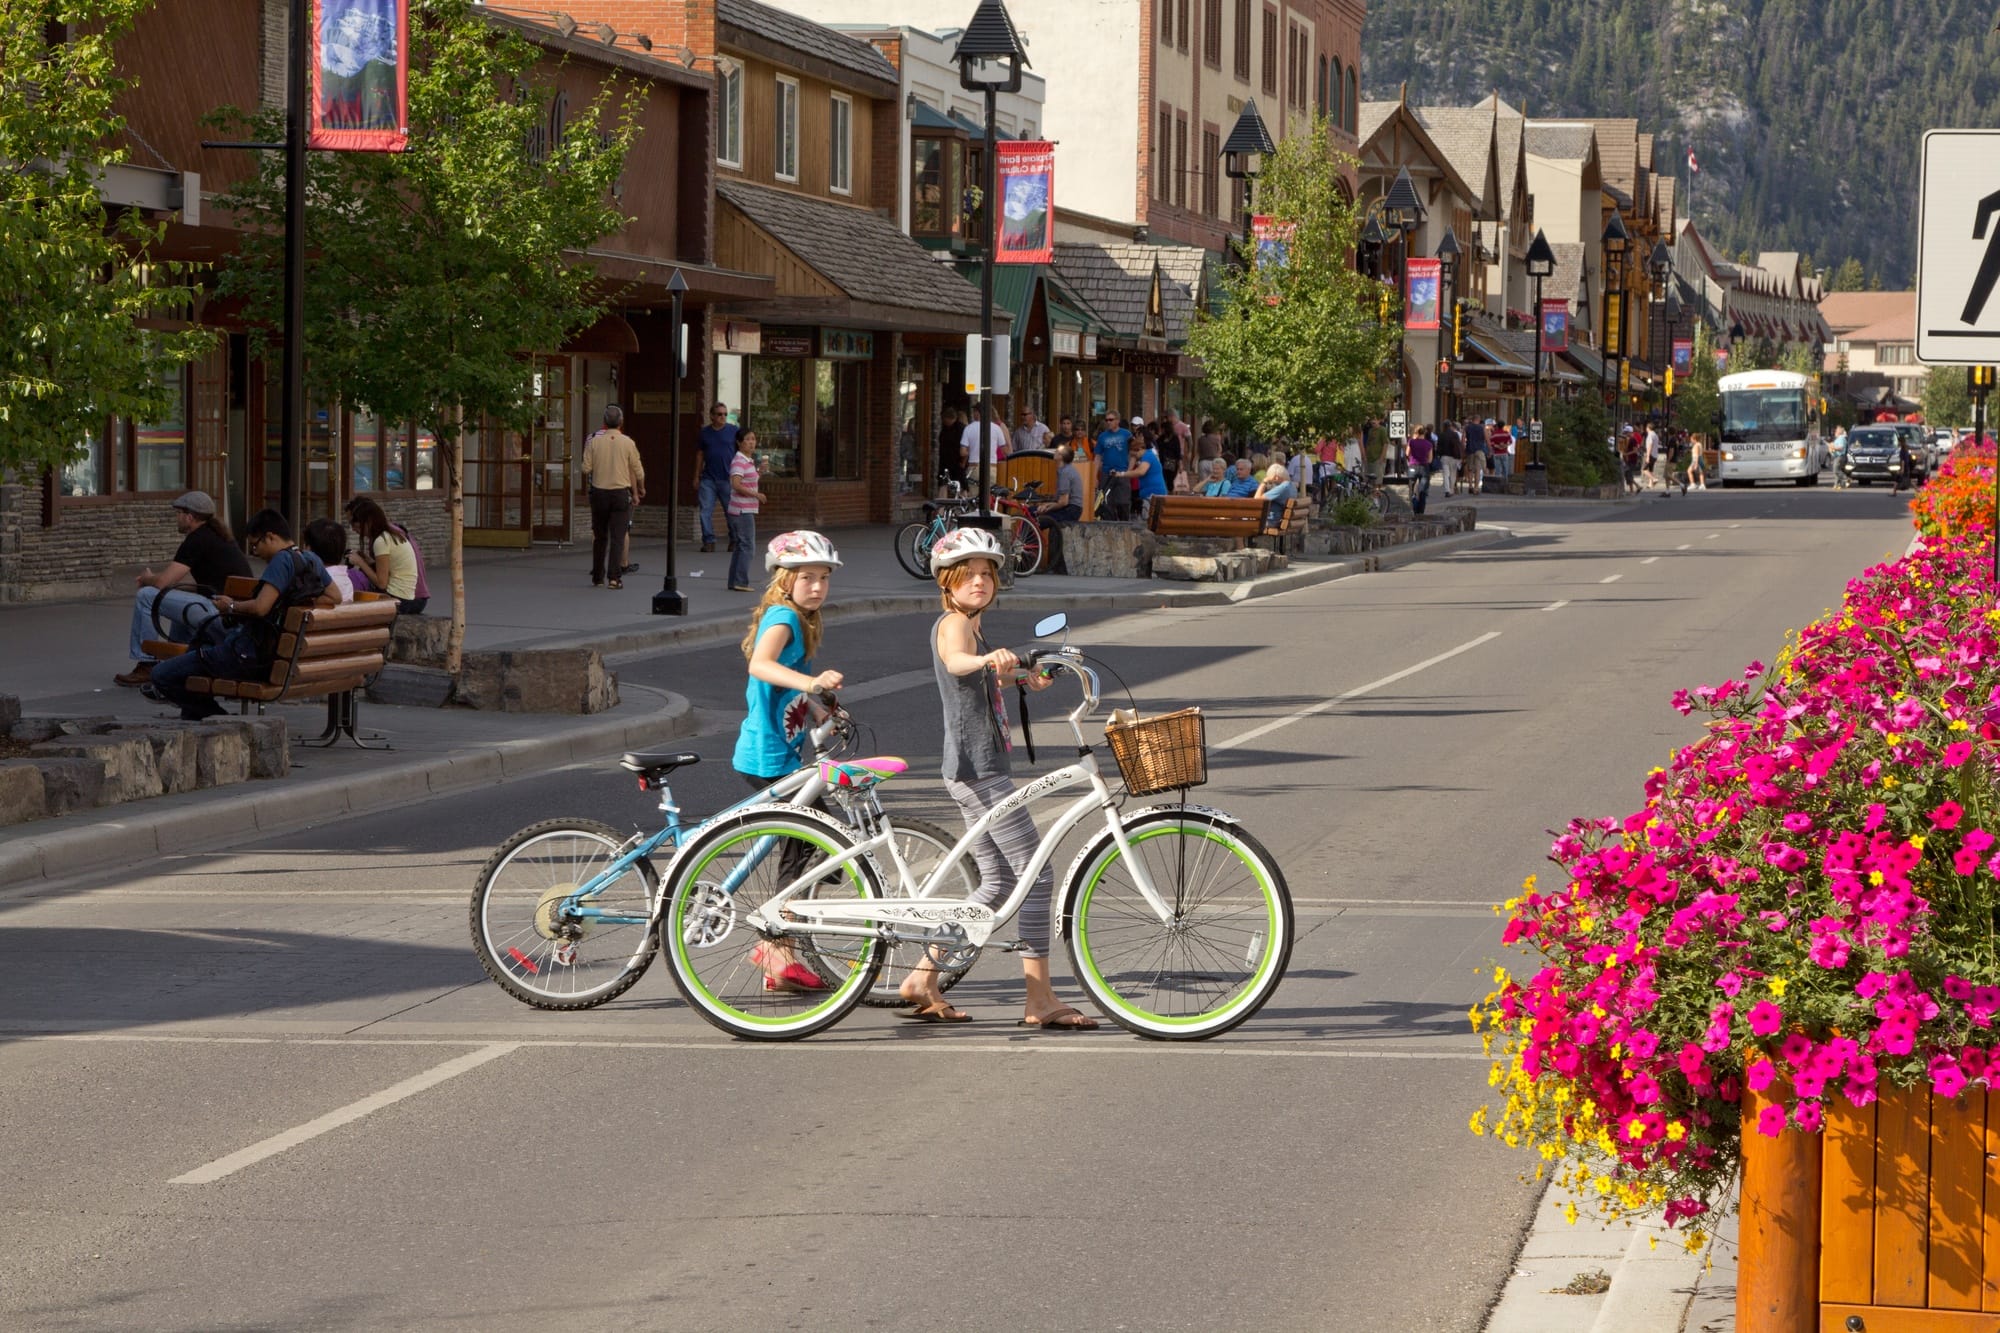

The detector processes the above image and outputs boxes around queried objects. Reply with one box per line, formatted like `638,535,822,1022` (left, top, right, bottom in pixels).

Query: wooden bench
143,576,399,749
1147,495,1306,552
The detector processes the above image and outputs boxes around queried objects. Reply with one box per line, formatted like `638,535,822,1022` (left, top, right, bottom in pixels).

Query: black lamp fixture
955,0,1030,521
1383,166,1425,236
1434,226,1461,433
1359,213,1387,280
1648,240,1673,290
1221,99,1277,268
1601,212,1630,420
1524,228,1557,475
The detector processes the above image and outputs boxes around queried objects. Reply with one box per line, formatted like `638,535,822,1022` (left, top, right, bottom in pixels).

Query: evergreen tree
1830,258,1867,291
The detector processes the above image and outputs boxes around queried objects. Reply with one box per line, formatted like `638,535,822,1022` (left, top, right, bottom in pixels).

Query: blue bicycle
469,700,974,1010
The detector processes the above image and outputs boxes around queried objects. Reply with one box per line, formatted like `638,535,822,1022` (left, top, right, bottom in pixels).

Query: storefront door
531,357,575,543
463,420,531,548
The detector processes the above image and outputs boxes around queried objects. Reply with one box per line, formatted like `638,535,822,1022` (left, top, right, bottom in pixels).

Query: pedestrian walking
961,411,1008,497
733,530,846,993
1124,428,1168,521
725,428,765,591
1436,418,1464,497
1094,410,1134,520
898,526,1096,1030
1462,420,1489,497
1489,420,1514,482
696,401,738,553
1686,432,1709,491
1011,407,1051,456
1407,425,1436,514
115,490,253,688
581,404,645,588
1155,413,1184,494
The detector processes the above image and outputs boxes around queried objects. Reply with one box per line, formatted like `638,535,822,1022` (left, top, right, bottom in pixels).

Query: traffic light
1973,365,1997,397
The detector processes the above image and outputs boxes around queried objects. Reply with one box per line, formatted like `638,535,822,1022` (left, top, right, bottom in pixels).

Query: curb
0,690,697,893
1483,1181,1706,1333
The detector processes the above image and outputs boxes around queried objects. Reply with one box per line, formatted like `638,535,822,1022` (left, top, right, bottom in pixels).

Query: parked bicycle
894,480,1046,581
469,697,977,1010
651,613,1294,1041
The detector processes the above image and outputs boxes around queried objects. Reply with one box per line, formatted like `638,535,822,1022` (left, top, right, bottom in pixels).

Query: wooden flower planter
1740,1084,2000,1332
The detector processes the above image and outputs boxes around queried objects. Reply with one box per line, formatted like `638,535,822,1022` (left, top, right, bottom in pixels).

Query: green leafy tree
1,2,211,476
1777,343,1819,377
214,0,640,675
1675,324,1723,441
1543,391,1615,486
1923,365,1973,432
1183,127,1398,460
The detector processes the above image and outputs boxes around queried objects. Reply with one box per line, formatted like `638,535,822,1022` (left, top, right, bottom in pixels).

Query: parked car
1838,426,1910,486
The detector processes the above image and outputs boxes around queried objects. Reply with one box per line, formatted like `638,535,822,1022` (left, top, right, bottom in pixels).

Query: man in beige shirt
581,404,645,588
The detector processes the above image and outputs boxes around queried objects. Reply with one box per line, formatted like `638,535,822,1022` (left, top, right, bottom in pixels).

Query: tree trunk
445,404,467,679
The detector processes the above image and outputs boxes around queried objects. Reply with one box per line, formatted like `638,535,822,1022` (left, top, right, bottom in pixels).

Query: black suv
1838,426,1909,485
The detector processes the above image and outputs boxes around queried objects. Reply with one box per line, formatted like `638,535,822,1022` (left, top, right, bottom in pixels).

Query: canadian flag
1688,147,1700,175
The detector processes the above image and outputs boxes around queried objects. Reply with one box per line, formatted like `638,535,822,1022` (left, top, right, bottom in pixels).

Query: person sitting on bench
1253,463,1296,530
117,491,252,689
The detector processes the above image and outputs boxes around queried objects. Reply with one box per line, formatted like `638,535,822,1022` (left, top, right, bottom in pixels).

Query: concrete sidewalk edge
0,691,698,893
1483,1180,1706,1333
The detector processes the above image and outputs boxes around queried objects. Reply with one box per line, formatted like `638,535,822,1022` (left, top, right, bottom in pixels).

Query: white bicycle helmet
929,526,1007,571
765,530,843,572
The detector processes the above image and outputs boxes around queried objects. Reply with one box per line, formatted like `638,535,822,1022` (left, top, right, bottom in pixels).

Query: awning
911,102,965,134
1462,334,1535,376
1560,343,1609,381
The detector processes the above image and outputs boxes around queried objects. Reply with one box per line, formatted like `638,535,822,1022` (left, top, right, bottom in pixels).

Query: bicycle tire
471,818,658,1010
660,805,884,1040
859,815,981,1007
1011,516,1046,577
1061,807,1292,1040
894,521,934,580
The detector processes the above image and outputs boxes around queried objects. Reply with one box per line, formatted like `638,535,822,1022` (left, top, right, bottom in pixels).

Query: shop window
895,354,924,497
58,362,189,498
912,133,964,239
351,409,383,493
774,75,799,183
814,360,866,480
717,64,742,168
736,354,803,476
965,144,987,239
830,93,852,194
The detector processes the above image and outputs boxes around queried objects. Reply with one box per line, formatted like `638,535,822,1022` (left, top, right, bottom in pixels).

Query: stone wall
0,485,182,602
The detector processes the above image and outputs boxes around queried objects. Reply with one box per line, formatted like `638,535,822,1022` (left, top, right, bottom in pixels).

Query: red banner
309,0,409,152
1404,258,1442,330
995,141,1054,264
1538,298,1569,353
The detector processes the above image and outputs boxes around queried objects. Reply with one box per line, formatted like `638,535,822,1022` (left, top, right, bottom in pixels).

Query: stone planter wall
1300,508,1477,558
0,695,289,827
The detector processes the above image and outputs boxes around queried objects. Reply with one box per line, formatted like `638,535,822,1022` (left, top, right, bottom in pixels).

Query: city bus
1716,369,1824,486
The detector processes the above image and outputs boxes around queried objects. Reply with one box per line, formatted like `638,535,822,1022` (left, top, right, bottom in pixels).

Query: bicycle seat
620,750,700,780
818,757,906,789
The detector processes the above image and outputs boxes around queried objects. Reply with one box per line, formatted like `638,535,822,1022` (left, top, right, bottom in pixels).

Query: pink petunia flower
1747,1001,1784,1036
1755,1102,1789,1137
1933,801,1966,831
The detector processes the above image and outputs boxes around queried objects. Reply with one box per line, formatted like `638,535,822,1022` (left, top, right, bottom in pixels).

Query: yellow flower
1951,718,1972,732
1885,733,1902,746
1912,835,1927,851
1562,1200,1578,1225
1665,1122,1687,1142
1768,977,1788,998
1869,871,1885,886
1884,775,1899,789
1470,1107,1489,1136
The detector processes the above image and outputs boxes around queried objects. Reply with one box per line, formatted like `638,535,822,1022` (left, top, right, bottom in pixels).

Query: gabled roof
1048,241,1211,344
717,180,982,320
1546,241,1587,305
1843,309,1917,345
1357,100,1481,210
1655,176,1677,235
717,0,899,90
1358,101,1395,146
1413,105,1498,215
1524,122,1597,161
1581,118,1639,194
1819,290,1914,333
1491,97,1526,211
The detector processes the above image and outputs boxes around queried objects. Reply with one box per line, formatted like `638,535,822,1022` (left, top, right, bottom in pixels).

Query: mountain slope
1363,0,2000,285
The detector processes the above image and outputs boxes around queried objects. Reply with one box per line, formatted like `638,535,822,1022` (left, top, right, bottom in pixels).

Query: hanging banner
994,140,1054,264
1672,338,1694,376
1251,215,1294,271
1538,298,1570,353
309,0,409,152
1404,258,1442,331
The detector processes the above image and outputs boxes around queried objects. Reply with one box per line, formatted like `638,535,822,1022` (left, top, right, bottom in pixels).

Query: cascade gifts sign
309,0,409,151
995,141,1054,264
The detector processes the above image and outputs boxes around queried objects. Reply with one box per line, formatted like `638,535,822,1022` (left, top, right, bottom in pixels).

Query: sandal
1017,1006,1099,1031
606,579,623,590
903,1002,972,1023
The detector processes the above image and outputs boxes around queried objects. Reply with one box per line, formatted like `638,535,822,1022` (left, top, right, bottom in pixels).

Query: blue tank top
733,605,811,778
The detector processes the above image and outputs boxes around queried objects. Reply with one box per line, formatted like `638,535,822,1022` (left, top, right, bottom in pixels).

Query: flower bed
1910,441,1995,541
1471,521,2000,1251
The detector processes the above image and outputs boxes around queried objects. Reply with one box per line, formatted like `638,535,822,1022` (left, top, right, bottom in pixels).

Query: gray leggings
943,774,1053,958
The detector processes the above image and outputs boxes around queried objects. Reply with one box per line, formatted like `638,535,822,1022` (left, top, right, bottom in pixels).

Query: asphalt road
0,484,1918,1332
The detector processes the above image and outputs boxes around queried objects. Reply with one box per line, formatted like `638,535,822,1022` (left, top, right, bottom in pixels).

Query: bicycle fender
656,801,884,892
1053,804,1237,940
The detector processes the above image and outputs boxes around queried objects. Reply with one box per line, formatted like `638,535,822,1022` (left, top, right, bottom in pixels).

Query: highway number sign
1916,129,2000,364
1388,411,1407,440
1530,420,1544,445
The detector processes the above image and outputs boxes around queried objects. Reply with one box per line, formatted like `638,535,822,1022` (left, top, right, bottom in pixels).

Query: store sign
819,328,875,360
308,0,409,152
1112,350,1185,378
712,319,762,354
761,328,814,358
1052,329,1081,359
1083,334,1098,359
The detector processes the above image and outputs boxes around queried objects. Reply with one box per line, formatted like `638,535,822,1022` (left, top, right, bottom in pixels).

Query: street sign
1388,410,1407,440
1529,420,1544,445
1916,130,2000,363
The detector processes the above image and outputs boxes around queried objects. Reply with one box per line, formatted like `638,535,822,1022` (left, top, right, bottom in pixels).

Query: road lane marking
143,928,291,947
1541,599,1569,611
1641,557,1660,565
38,1032,1488,1063
1599,574,1622,584
1705,533,1721,540
1212,631,1502,753
169,1042,520,1184
1730,523,1742,529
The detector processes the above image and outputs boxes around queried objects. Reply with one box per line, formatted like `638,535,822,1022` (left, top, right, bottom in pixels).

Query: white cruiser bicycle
654,614,1294,1040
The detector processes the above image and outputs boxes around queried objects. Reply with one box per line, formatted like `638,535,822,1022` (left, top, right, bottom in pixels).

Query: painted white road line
144,929,291,947
1540,599,1570,612
169,1042,520,1184
1641,556,1660,565
1730,523,1742,529
1212,631,1502,753
1599,574,1623,584
43,1032,1487,1064
1705,533,1721,540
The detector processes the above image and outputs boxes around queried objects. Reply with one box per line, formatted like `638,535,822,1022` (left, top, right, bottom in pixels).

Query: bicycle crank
679,882,736,948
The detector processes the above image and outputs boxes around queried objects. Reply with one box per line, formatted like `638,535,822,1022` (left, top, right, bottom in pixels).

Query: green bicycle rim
1073,824,1282,1029
668,825,877,1028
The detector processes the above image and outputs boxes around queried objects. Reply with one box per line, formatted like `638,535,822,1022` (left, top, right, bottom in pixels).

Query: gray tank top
934,614,1010,782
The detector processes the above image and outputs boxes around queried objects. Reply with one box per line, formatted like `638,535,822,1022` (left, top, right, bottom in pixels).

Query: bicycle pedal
994,939,1031,954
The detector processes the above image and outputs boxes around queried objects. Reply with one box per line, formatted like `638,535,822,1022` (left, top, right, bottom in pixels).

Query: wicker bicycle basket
1104,707,1208,796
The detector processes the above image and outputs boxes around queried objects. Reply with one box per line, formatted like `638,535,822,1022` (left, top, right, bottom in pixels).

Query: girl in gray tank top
892,537,1099,1031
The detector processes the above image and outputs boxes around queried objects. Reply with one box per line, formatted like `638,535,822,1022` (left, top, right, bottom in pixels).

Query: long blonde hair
935,557,1000,615
740,567,824,661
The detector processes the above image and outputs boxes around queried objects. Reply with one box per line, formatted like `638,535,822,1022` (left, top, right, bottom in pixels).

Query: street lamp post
1221,100,1276,273
1973,365,1996,578
1525,228,1557,474
1648,240,1673,440
651,270,690,615
1602,213,1630,430
1662,285,1682,438
1383,167,1426,424
956,0,1029,524
1433,227,1459,439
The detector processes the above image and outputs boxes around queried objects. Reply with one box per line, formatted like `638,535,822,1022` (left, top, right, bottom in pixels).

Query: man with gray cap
115,491,252,687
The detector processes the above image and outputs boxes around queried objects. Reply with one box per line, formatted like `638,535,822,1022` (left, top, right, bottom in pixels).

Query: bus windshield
1722,389,1808,443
